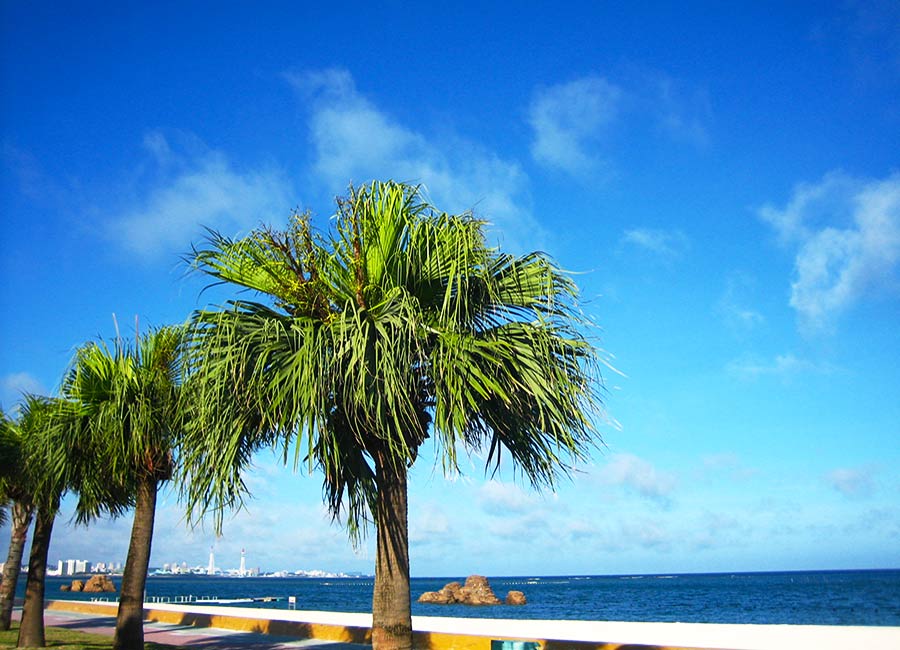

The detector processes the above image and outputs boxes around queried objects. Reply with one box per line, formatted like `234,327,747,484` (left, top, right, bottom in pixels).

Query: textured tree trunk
371,449,412,650
113,476,157,650
0,501,33,631
16,508,54,648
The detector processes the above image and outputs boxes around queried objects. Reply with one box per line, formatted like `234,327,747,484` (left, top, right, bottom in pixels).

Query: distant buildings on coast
148,547,360,578
0,559,125,576
2,547,362,579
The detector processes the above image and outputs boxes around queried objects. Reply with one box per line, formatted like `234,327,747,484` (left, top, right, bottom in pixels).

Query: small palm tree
62,325,185,650
183,181,604,650
13,392,132,648
0,407,34,632
14,395,76,648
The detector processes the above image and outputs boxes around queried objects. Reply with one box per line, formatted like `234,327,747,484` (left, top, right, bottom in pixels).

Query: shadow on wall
159,611,697,650
153,609,372,644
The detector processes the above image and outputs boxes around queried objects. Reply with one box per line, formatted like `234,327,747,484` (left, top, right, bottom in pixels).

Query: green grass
0,623,179,650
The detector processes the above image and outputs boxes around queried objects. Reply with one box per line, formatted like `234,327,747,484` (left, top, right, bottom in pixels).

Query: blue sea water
36,569,900,627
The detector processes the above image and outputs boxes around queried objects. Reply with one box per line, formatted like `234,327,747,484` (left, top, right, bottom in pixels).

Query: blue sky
1,2,898,577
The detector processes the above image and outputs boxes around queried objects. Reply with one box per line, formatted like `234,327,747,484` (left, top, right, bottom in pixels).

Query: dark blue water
31,570,900,626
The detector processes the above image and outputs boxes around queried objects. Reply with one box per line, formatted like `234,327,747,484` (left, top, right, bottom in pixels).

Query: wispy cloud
527,71,711,179
690,511,750,551
618,517,672,550
289,68,542,252
527,76,622,177
717,273,765,334
726,353,831,380
826,466,877,498
0,372,45,409
621,227,690,259
109,132,294,259
597,453,677,503
408,504,452,546
759,171,900,330
639,70,712,148
700,453,758,481
477,480,535,515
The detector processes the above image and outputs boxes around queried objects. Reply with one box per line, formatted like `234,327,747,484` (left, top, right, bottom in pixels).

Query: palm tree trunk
0,501,33,631
113,476,157,650
371,448,412,650
16,507,54,648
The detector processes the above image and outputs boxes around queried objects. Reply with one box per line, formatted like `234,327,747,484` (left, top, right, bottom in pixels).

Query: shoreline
45,599,900,650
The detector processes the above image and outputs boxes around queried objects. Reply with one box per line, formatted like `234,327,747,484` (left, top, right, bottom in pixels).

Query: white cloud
597,453,677,502
621,227,690,259
408,506,451,546
289,68,542,252
0,372,45,409
109,133,295,258
726,353,830,379
690,511,749,551
477,480,535,515
484,511,552,542
618,517,672,550
759,171,900,329
527,76,622,176
826,466,876,498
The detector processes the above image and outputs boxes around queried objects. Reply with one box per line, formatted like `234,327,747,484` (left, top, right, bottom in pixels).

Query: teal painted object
491,641,540,650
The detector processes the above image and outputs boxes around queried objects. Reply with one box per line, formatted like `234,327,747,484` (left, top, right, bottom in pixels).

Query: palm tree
62,325,185,650
183,181,604,650
0,407,34,632
13,392,131,648
14,395,76,648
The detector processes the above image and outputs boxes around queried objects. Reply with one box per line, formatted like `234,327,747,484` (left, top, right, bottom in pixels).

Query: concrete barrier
45,599,900,650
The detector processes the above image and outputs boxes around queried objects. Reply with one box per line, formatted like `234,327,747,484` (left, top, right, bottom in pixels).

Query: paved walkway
13,609,371,650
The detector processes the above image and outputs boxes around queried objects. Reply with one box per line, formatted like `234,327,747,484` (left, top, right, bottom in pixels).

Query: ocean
33,569,900,627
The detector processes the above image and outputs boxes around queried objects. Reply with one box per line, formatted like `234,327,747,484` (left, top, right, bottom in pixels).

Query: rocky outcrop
418,581,462,604
418,575,506,606
83,574,117,593
70,580,84,592
59,584,71,592
459,575,502,605
505,590,527,605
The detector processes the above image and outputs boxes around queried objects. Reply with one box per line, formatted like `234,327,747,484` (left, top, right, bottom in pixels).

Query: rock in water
59,584,71,592
505,590,527,605
70,580,84,592
458,575,502,605
418,590,451,604
417,581,461,604
83,574,117,593
418,575,504,606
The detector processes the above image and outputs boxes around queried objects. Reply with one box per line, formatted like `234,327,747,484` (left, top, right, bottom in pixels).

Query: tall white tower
239,549,246,577
207,547,215,575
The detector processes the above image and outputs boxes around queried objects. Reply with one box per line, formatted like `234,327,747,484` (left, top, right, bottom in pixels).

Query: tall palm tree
0,408,34,632
62,325,185,650
183,180,604,650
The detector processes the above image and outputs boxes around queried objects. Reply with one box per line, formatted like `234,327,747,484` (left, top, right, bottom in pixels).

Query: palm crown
185,180,602,533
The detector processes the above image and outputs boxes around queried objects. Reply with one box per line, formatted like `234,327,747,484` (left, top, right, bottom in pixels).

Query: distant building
58,559,90,575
